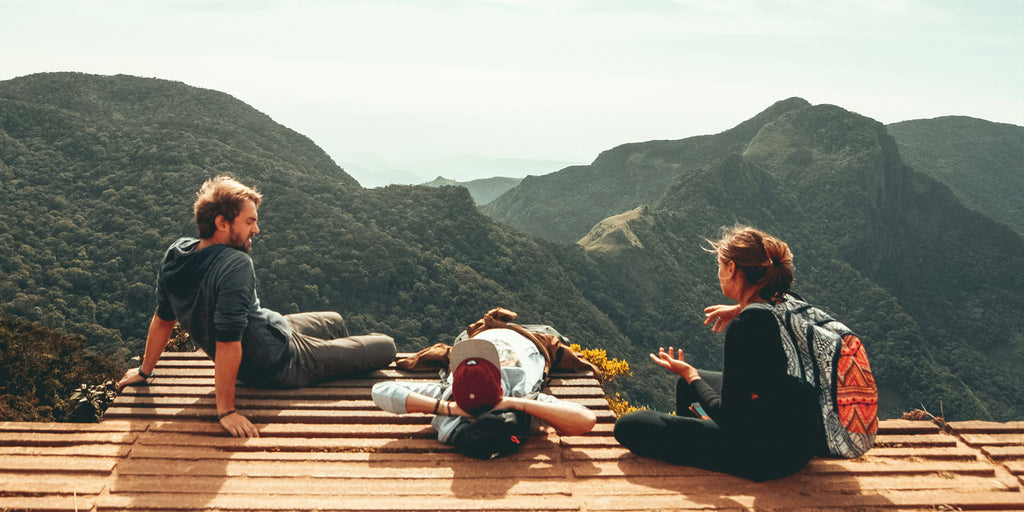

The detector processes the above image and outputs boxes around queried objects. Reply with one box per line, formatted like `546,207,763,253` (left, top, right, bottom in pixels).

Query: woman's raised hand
704,303,741,333
649,347,700,383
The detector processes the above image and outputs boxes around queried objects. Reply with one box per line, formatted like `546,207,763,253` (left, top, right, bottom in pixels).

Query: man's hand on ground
116,367,146,392
219,412,260,438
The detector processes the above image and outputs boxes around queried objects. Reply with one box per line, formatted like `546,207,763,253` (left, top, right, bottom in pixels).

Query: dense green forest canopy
0,313,118,421
1,72,1021,421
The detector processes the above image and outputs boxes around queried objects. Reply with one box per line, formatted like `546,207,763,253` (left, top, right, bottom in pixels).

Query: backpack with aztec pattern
749,295,878,458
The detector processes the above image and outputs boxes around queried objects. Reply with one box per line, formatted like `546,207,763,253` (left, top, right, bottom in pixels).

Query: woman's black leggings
613,372,812,482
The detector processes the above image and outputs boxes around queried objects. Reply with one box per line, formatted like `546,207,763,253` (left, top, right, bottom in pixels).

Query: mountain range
482,98,1024,419
340,154,574,189
1,73,1021,421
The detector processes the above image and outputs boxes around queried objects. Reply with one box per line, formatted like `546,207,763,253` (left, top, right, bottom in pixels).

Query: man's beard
228,231,252,253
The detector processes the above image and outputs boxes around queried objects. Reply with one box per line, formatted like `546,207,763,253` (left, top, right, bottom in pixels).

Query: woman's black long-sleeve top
691,306,826,455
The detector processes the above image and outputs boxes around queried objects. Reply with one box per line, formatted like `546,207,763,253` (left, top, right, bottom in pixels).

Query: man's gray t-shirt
155,238,292,383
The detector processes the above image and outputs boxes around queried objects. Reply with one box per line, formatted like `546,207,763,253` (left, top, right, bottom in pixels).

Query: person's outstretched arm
213,341,259,438
117,312,175,390
495,395,597,436
372,381,449,414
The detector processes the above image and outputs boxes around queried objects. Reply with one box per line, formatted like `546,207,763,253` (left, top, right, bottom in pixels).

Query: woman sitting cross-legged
613,225,826,481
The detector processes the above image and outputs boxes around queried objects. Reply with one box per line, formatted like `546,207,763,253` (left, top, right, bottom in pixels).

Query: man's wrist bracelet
137,367,154,379
217,410,236,420
432,398,441,415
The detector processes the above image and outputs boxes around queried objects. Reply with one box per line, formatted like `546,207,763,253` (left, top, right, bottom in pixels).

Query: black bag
451,408,531,460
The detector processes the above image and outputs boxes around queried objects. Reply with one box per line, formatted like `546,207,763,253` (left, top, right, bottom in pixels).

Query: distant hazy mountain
421,176,522,205
338,159,427,189
341,154,577,188
2,73,1021,421
887,117,1024,234
410,154,579,183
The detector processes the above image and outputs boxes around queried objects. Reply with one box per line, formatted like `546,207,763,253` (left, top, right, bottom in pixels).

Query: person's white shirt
371,328,587,443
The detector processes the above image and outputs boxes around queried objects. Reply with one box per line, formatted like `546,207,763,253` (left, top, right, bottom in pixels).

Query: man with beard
117,176,396,437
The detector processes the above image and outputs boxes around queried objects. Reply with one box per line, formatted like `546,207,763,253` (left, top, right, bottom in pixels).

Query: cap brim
450,338,501,372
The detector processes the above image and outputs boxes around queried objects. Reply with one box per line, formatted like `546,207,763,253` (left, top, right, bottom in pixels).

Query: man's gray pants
273,311,396,388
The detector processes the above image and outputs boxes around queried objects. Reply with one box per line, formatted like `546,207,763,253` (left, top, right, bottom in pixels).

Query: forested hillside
1,73,1021,421
887,117,1024,234
0,314,118,421
0,72,359,359
0,73,640,404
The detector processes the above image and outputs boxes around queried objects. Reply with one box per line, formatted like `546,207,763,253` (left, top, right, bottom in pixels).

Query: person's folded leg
614,408,814,481
285,311,349,339
614,410,726,467
275,332,396,388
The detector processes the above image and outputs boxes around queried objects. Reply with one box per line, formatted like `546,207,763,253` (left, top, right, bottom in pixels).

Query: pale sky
2,0,1022,187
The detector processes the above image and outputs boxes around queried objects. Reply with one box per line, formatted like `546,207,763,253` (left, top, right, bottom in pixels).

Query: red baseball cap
450,338,503,414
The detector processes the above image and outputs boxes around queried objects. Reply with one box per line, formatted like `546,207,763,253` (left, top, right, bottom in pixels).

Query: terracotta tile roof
1,350,1022,511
